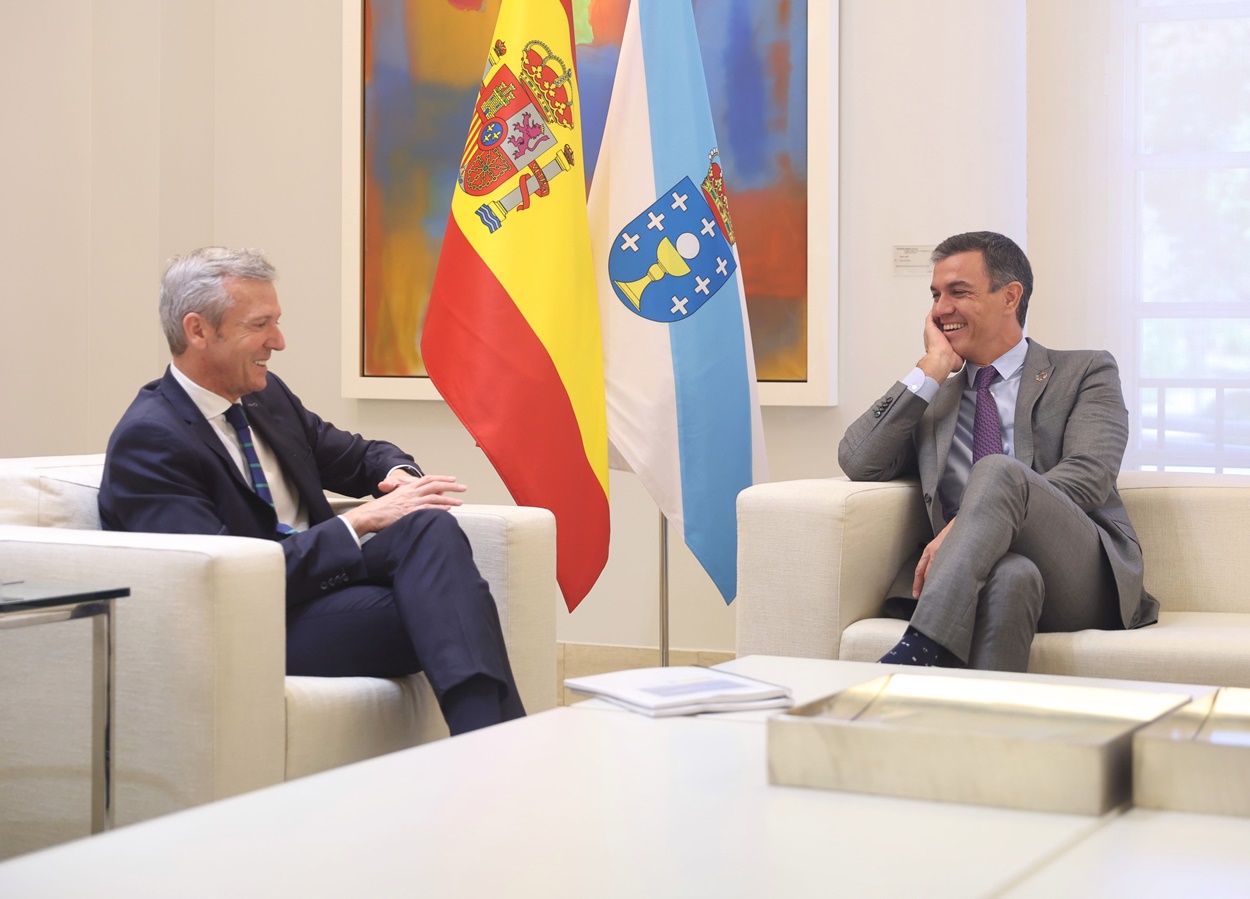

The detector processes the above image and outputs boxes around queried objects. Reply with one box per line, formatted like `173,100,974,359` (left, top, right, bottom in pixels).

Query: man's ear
182,312,211,350
1001,281,1023,316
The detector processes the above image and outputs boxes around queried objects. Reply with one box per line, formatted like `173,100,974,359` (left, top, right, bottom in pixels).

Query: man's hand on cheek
919,312,963,382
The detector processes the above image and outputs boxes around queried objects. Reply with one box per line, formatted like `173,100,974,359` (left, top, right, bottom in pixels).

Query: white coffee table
1001,806,1250,896
0,657,1240,898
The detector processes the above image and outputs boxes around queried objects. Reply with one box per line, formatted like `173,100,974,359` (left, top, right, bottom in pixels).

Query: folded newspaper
564,666,793,717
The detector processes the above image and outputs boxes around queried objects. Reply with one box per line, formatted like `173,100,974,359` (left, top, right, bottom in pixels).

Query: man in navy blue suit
100,247,524,734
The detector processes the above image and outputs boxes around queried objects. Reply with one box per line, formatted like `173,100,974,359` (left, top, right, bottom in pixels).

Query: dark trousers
285,509,524,718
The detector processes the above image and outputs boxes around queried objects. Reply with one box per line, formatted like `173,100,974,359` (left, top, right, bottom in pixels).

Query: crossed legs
904,455,1120,671
286,509,525,733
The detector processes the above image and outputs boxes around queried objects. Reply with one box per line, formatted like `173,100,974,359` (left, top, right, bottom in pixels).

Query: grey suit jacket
839,339,1158,630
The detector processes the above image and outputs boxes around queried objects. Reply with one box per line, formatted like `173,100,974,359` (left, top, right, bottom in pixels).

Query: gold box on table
1134,687,1250,818
768,674,1189,815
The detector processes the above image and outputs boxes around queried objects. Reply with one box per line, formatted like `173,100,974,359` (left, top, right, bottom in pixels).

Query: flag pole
659,511,670,667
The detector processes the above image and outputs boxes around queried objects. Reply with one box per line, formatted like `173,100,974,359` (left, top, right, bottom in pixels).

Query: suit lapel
917,373,964,531
158,368,253,493
930,372,964,490
245,388,329,515
1013,340,1054,469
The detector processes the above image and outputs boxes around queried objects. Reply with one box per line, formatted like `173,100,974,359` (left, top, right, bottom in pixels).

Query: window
1121,0,1250,472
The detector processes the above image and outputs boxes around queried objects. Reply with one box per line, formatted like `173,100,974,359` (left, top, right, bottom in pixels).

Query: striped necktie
223,403,296,536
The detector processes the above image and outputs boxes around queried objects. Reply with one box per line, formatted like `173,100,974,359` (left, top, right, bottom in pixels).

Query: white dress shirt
169,364,316,534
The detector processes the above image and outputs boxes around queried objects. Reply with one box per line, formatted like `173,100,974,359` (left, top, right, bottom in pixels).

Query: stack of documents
564,666,793,717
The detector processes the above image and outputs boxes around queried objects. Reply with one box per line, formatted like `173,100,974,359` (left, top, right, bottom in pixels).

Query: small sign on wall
893,245,936,275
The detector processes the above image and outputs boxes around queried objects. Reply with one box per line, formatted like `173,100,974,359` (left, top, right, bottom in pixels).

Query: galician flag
588,0,767,603
423,0,609,611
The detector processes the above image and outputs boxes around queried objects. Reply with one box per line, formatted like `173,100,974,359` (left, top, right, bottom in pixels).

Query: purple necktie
972,365,1005,463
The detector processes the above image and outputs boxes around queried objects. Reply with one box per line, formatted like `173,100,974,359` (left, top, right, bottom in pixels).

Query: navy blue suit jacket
99,367,417,605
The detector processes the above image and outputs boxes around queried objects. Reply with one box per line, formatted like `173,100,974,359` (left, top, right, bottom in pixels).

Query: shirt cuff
387,464,424,479
902,367,940,403
336,514,362,548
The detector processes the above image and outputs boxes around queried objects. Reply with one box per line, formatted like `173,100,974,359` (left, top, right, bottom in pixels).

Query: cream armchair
0,455,556,858
736,471,1250,687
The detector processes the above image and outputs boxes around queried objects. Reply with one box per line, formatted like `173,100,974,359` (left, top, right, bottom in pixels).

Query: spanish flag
422,0,609,611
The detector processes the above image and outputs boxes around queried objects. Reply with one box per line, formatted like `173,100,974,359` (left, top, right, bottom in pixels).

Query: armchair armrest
735,478,928,659
0,525,287,834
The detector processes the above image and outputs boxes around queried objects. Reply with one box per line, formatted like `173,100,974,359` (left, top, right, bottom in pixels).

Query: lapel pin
1035,371,1048,382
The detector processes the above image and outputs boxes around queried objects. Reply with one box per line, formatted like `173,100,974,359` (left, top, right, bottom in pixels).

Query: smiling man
100,247,525,734
839,231,1158,671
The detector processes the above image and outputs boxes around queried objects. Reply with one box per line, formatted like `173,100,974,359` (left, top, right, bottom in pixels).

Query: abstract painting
354,0,828,400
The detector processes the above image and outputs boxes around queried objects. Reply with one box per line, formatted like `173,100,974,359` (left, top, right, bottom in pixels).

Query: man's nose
270,327,286,351
932,293,954,315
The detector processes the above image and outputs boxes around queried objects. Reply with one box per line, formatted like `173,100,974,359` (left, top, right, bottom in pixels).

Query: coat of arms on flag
607,151,739,324
459,38,579,234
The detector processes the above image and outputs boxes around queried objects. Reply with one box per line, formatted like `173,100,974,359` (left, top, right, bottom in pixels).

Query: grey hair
160,247,277,354
931,231,1033,326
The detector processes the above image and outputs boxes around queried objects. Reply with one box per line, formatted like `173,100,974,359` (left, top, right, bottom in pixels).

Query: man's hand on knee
913,518,955,599
343,475,467,536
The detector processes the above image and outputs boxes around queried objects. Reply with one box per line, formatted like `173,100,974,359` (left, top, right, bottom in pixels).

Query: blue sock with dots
878,626,964,668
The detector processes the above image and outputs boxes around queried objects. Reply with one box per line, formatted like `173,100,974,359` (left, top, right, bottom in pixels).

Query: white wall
1,0,1029,652
1026,0,1127,361
2,4,94,450
1,2,214,452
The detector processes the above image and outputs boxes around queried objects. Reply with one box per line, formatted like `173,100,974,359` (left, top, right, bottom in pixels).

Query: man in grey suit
839,231,1158,671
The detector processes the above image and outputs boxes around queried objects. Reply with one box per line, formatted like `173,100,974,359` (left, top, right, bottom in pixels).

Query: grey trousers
909,455,1120,671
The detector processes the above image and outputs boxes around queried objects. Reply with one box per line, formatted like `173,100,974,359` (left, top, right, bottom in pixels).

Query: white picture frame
340,0,837,406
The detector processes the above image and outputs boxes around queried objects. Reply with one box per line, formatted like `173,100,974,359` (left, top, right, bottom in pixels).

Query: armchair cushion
0,454,107,529
284,675,444,781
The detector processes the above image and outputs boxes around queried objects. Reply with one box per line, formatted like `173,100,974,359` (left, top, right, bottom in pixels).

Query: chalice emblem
614,232,703,311
607,174,737,324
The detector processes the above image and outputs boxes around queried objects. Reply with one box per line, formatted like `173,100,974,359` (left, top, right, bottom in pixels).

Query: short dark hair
931,231,1032,326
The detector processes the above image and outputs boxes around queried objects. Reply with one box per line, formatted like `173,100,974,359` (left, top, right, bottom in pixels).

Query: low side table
0,582,129,833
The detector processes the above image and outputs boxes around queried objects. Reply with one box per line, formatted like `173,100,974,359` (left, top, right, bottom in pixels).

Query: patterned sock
878,626,965,668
